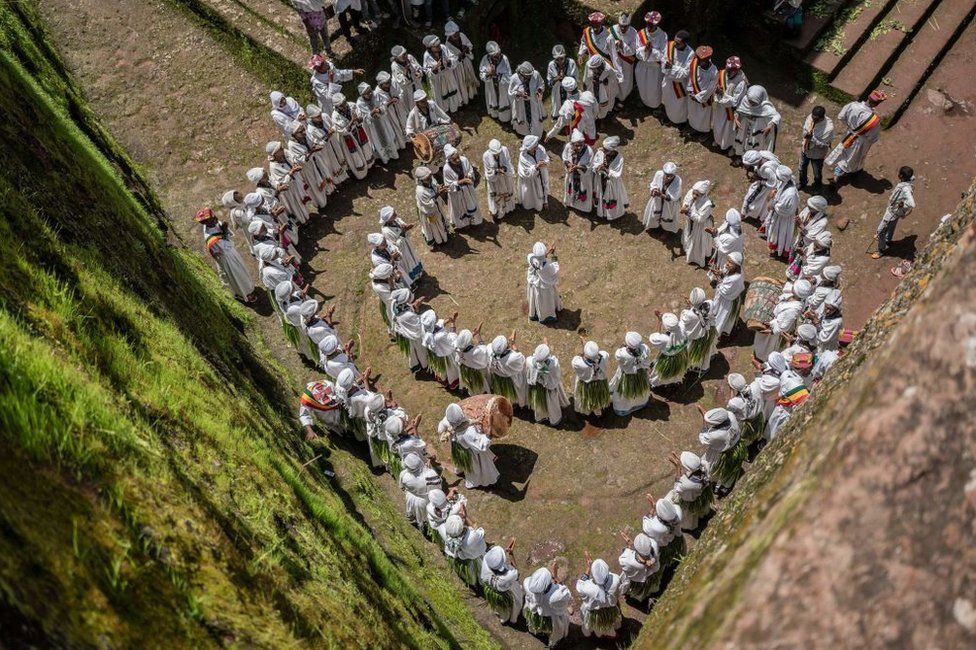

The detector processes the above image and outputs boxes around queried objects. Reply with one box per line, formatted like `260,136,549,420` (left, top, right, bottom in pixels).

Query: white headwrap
379,206,395,224
488,139,502,154
663,161,678,175
484,546,506,570
246,167,265,182
444,514,465,538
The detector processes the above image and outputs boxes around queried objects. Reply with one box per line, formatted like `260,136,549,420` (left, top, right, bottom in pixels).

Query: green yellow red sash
666,41,685,98
776,384,809,407
583,27,614,66
718,69,734,120
842,112,880,148
300,385,339,411
206,234,223,256
610,26,636,65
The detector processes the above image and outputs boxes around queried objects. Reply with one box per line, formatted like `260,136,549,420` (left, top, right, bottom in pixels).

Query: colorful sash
842,111,880,148
300,383,340,412
582,27,613,66
776,383,809,407
205,233,223,256
666,41,685,98
610,26,636,65
637,29,650,52
717,69,734,120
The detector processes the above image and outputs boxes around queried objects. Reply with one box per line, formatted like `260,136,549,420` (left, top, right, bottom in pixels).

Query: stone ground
36,0,972,646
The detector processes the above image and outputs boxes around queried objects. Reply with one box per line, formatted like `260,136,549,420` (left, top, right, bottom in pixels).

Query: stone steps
877,0,976,125
805,0,900,79
194,0,311,64
832,0,944,98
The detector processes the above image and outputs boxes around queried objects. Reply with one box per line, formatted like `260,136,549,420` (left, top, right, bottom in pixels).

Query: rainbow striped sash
667,41,685,98
300,384,339,412
583,28,613,66
718,70,733,119
205,234,223,256
610,26,635,65
776,384,809,407
842,112,880,148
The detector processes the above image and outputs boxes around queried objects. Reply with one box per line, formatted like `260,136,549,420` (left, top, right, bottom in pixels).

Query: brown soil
35,0,973,646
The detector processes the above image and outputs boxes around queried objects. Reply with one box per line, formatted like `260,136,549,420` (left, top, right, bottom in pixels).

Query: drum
412,122,462,164
742,276,783,332
460,394,514,439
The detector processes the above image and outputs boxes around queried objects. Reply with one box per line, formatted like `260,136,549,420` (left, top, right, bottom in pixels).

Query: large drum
459,394,513,439
412,122,462,164
742,276,784,332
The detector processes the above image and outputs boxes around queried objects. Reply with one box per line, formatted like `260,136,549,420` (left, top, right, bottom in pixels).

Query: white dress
482,146,517,218
525,354,571,425
202,224,254,299
828,100,881,175
517,146,550,211
635,27,668,108
592,149,627,220
609,344,651,415
479,54,512,122
686,60,718,133
583,61,623,120
661,41,694,124
643,170,682,231
415,182,450,245
680,190,714,266
455,423,500,488
609,24,639,100
331,103,375,180
526,256,561,323
561,142,594,213
442,156,482,229
423,49,461,113
711,272,745,336
508,71,546,138
712,69,749,151
356,95,399,164
546,58,579,117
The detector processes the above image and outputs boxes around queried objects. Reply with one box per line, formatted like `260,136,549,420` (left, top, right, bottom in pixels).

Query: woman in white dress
438,403,499,489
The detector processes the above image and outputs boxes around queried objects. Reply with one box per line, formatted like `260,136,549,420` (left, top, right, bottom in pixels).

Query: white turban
584,341,600,359
725,208,742,227
591,559,610,584
246,167,265,182
391,288,411,304
247,220,265,235
663,161,678,174
318,334,339,355
423,35,441,48
775,165,793,181
376,70,391,83
379,206,395,224
727,373,747,391
561,76,578,91
305,104,322,118
521,134,540,150
491,335,508,355
444,20,459,35
420,310,437,329
370,263,394,280
822,265,842,281
525,568,553,594
428,489,446,508
299,299,318,317
367,232,385,246
488,138,502,154
797,323,818,341
742,150,762,166
391,45,406,57
243,192,263,207
274,281,293,302
456,329,473,349
403,453,423,473
357,82,370,95
336,368,355,389
704,407,729,426
602,135,620,150
414,165,432,180
680,451,702,472
517,61,534,75
413,89,428,102
265,141,282,156
532,241,547,257
825,289,843,308
662,313,679,331
634,533,657,559
655,498,679,523
331,92,345,105
807,195,828,212
552,44,566,58
618,12,631,25
443,143,458,158
485,41,501,55
625,331,642,348
534,344,550,360
571,129,585,143
690,287,706,306
728,252,743,267
444,514,464,538
366,392,385,412
270,90,284,106
445,403,466,425
484,546,506,570
793,279,814,299
221,190,238,207
768,351,787,373
384,417,403,436
587,55,604,69
727,396,747,417
692,180,711,195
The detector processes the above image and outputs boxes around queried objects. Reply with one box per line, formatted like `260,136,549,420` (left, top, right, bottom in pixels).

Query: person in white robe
413,166,450,246
635,11,667,108
809,264,841,315
711,252,745,336
195,208,255,301
390,45,425,115
609,13,638,104
517,135,550,211
480,544,524,625
576,557,622,638
305,104,350,189
270,90,302,134
708,208,744,280
438,403,499,489
330,92,375,180
642,497,685,571
734,85,781,157
712,56,748,151
390,288,428,372
811,290,844,354
699,406,744,490
791,195,829,268
526,242,561,323
618,533,661,602
284,122,330,210
309,55,363,115
442,512,487,587
610,331,652,415
523,566,573,646
318,334,358,380
483,139,517,219
583,54,623,120
398,452,440,528
374,71,409,139
666,450,712,531
741,160,777,222
873,165,915,258
333,368,374,441
441,144,482,230
643,161,682,232
765,165,799,258
222,190,253,246
682,287,717,373
544,78,582,141
488,335,528,407
298,378,342,440
592,136,628,220
575,91,599,144
369,262,402,330
726,373,766,445
455,327,491,395
686,46,718,133
356,83,399,163
362,393,394,469
827,90,886,181
572,340,611,416
578,11,616,68
797,230,833,282
526,344,571,425
444,21,478,106
267,141,313,225
425,487,467,541
546,45,579,119
422,312,460,390
753,278,812,361
649,312,688,388
405,90,451,139
765,369,809,441
422,35,461,113
561,129,594,213
661,30,694,124
379,206,423,282
479,42,512,123
680,180,714,267
509,61,546,138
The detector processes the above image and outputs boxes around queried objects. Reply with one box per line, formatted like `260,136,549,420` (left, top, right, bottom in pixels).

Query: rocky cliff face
639,185,976,648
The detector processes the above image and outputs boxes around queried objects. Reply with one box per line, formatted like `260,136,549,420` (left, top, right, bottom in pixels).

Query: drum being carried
459,394,513,439
412,122,462,164
742,276,784,332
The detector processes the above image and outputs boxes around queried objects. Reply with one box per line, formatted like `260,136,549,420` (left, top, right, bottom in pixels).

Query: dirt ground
36,0,971,646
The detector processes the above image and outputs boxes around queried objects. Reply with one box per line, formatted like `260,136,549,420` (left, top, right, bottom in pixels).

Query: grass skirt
388,452,403,479
378,300,390,328
654,350,688,382
460,365,487,393
528,383,548,413
524,608,553,636
616,370,650,399
394,333,411,357
282,322,301,349
427,351,448,378
451,439,474,474
710,438,748,487
659,535,686,569
490,374,518,403
584,604,621,635
448,556,479,587
683,484,715,518
687,327,717,367
372,438,392,468
423,523,441,543
483,583,515,619
626,575,659,602
740,413,765,445
576,378,611,413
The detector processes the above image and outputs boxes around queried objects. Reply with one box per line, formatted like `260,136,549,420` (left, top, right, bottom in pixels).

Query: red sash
666,41,685,98
610,26,635,65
